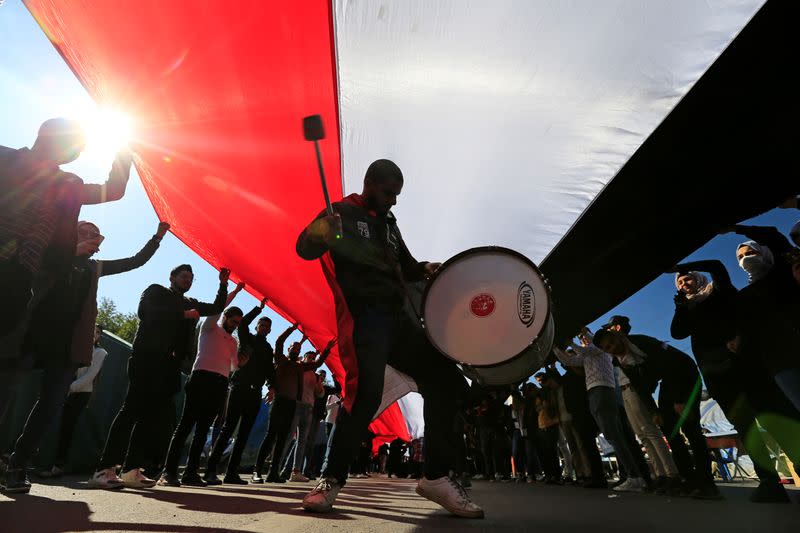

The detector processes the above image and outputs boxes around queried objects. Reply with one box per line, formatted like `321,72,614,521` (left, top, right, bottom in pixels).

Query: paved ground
0,476,797,533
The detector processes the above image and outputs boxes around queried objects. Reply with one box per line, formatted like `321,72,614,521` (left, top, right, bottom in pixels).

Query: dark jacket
670,259,738,374
0,146,129,278
129,281,227,391
232,305,275,389
733,225,800,375
625,334,700,404
24,236,160,366
296,193,427,314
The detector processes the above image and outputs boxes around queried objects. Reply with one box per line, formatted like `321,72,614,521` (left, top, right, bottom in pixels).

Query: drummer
296,159,483,518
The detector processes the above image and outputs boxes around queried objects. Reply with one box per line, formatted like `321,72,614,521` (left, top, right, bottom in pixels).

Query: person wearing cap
0,221,167,495
88,265,230,490
554,329,647,493
595,317,718,499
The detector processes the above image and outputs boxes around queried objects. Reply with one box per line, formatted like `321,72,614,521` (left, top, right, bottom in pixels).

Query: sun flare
80,106,135,164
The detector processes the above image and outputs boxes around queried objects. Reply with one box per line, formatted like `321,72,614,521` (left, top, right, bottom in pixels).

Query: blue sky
2,1,797,365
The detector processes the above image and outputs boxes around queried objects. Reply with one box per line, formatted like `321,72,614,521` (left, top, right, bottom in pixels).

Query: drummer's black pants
321,309,468,484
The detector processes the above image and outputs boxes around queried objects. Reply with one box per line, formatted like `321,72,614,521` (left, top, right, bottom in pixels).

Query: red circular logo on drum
470,293,496,317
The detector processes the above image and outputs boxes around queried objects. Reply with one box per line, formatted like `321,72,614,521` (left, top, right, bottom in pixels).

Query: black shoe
158,471,182,487
749,481,790,503
181,472,207,487
204,473,223,486
659,477,682,496
1,467,31,494
583,478,609,489
223,474,249,485
251,472,265,484
266,473,287,484
609,478,626,489
690,482,723,501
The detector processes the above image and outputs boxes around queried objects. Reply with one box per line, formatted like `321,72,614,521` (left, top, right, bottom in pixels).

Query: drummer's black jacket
296,193,428,315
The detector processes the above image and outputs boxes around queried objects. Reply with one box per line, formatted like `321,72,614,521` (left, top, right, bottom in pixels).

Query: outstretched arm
80,149,132,204
96,222,169,277
274,323,299,362
304,338,337,370
194,268,230,317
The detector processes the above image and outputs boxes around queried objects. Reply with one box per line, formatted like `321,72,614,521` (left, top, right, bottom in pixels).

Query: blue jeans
280,402,313,473
588,386,642,479
775,368,800,412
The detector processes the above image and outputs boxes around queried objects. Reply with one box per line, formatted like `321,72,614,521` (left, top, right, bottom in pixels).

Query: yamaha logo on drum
517,281,535,327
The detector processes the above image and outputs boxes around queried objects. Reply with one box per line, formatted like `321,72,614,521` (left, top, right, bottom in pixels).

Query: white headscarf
737,240,774,284
675,271,714,304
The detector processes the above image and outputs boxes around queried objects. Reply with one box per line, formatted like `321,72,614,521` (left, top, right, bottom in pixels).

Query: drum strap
394,264,424,323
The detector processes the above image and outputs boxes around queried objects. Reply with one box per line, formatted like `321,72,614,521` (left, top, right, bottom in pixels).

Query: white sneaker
416,476,485,519
613,477,646,493
88,468,124,490
121,468,157,489
302,477,343,513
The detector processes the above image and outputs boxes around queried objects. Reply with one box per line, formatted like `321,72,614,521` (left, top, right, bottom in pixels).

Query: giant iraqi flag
25,0,796,446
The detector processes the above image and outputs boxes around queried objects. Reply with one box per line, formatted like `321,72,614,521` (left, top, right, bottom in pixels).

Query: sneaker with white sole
302,477,343,513
612,477,646,493
121,468,157,489
416,476,485,519
88,468,124,490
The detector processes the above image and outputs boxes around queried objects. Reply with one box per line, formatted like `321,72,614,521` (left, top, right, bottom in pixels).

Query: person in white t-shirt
159,283,247,487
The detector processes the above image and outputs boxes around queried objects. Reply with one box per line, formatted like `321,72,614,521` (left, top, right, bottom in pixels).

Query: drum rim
421,245,552,368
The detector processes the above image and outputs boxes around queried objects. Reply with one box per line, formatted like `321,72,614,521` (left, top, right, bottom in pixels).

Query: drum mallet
303,114,341,240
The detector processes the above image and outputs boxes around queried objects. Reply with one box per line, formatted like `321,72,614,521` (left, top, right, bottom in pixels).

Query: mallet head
303,115,325,141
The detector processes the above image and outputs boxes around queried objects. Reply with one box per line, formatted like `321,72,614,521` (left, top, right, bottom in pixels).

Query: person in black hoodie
596,317,718,499
672,260,800,503
727,224,800,410
205,297,274,485
88,265,228,490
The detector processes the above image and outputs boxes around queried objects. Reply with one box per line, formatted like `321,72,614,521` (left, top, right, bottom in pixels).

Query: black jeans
321,310,468,483
54,392,91,467
704,364,800,484
255,396,296,476
9,361,76,469
97,365,177,472
164,370,229,476
574,415,605,481
536,425,562,479
658,380,712,484
207,384,262,476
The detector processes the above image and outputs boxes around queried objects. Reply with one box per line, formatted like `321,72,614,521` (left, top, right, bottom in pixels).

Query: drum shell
462,313,554,386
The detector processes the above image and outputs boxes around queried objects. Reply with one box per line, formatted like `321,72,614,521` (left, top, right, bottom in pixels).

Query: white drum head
423,247,550,367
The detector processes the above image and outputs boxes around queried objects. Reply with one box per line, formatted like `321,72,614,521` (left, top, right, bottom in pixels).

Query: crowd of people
1,119,799,521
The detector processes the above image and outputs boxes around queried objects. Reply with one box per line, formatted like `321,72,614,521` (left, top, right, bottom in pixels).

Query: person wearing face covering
726,225,800,410
671,261,800,503
0,221,166,494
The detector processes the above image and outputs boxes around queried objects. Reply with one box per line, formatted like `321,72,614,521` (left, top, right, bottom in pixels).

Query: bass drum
420,246,554,386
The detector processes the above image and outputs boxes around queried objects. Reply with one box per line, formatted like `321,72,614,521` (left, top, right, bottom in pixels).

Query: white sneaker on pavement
416,476,485,519
613,477,646,493
302,477,343,513
88,468,124,490
121,468,157,489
